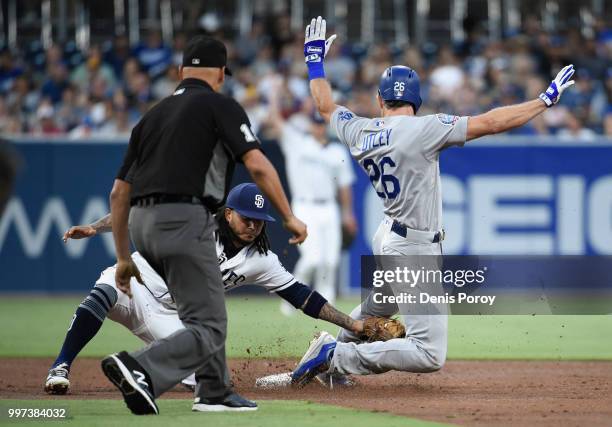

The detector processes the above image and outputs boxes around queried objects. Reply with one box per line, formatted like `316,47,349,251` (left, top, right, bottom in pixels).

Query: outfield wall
1,137,611,292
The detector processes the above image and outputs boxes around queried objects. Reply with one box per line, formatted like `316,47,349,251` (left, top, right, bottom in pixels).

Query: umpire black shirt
117,78,261,208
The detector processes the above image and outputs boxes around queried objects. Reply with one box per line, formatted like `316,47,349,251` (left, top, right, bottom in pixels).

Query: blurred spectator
125,72,153,114
561,68,605,127
43,44,65,70
235,20,269,66
325,42,356,92
41,63,70,104
430,46,465,100
55,85,84,132
69,102,109,139
1,14,611,139
268,13,295,60
97,90,133,137
152,66,180,99
6,75,39,116
171,32,188,67
105,35,131,80
132,30,172,80
0,50,23,94
70,45,116,92
558,112,597,141
32,100,62,135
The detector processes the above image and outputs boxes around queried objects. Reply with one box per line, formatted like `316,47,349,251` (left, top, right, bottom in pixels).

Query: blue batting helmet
378,65,422,112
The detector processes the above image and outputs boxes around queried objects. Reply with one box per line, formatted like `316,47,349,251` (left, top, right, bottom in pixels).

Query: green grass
0,400,450,427
0,296,610,359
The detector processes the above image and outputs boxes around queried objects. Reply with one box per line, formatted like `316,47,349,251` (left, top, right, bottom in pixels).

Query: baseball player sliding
291,16,576,386
45,183,365,396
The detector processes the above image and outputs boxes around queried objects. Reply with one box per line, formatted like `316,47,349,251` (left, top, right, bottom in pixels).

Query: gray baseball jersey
330,107,468,232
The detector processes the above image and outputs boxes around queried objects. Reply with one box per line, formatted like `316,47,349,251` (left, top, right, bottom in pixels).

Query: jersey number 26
362,156,400,199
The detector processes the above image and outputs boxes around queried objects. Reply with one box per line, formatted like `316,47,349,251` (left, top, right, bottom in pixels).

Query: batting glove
304,16,337,80
539,64,575,107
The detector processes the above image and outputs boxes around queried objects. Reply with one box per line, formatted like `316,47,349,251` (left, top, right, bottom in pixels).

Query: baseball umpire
103,35,307,415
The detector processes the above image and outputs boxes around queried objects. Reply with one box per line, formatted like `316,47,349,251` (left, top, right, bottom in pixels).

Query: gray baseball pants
128,203,230,398
331,217,448,375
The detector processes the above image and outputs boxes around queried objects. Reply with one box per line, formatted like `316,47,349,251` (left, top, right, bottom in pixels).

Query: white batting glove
539,64,576,107
304,16,337,62
304,16,337,81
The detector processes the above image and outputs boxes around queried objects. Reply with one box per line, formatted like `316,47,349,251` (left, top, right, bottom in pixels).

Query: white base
254,372,292,389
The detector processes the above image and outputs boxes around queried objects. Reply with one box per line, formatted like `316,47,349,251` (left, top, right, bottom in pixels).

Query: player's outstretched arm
318,303,364,334
304,16,339,122
62,213,112,242
276,282,363,334
466,64,575,141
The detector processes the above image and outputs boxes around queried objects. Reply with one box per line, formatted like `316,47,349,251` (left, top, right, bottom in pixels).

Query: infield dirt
1,358,610,427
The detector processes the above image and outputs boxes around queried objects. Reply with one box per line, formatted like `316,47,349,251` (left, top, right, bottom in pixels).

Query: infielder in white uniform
266,82,357,307
45,183,364,396
291,16,576,385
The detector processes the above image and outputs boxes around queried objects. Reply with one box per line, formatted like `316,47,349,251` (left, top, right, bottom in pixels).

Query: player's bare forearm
467,99,546,141
338,186,353,216
62,214,110,242
109,179,132,262
318,303,364,334
91,213,112,233
310,78,338,123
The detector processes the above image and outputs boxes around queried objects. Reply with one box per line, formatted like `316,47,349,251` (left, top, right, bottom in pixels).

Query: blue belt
391,220,443,243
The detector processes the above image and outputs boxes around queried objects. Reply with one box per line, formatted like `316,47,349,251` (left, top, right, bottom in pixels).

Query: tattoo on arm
317,303,358,332
91,213,112,233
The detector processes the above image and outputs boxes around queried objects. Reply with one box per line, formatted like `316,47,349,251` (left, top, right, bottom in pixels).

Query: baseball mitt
361,317,406,342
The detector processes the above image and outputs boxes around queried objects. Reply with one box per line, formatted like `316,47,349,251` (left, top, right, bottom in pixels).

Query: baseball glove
361,317,406,342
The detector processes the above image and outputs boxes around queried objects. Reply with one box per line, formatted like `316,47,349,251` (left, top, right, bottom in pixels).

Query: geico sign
0,197,115,258
364,174,612,255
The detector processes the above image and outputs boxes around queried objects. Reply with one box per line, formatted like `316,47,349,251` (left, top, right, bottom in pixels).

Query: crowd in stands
0,14,611,139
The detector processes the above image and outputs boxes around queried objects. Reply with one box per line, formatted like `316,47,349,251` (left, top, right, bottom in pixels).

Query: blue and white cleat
291,331,336,388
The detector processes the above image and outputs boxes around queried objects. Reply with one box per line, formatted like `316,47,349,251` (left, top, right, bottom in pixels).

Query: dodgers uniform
278,121,355,303
328,107,468,374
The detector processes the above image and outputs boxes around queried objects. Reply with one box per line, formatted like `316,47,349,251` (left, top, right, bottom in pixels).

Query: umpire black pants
128,203,230,398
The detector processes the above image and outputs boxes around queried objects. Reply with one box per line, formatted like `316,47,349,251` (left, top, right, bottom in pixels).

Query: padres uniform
97,235,297,386
328,107,467,374
279,120,355,303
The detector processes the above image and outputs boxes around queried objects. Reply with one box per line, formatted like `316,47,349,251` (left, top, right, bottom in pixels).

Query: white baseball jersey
97,237,297,310
330,107,468,232
279,121,355,203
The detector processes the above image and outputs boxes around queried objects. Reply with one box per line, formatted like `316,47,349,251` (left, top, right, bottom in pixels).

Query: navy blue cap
226,183,276,222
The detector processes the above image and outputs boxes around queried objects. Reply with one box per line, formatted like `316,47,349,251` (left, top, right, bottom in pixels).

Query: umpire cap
182,35,232,75
226,183,275,222
378,65,422,112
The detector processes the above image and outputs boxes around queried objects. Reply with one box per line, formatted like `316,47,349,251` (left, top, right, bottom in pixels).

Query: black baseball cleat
192,392,258,412
101,351,159,415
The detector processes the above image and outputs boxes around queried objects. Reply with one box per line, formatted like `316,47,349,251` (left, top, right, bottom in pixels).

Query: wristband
306,61,325,80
